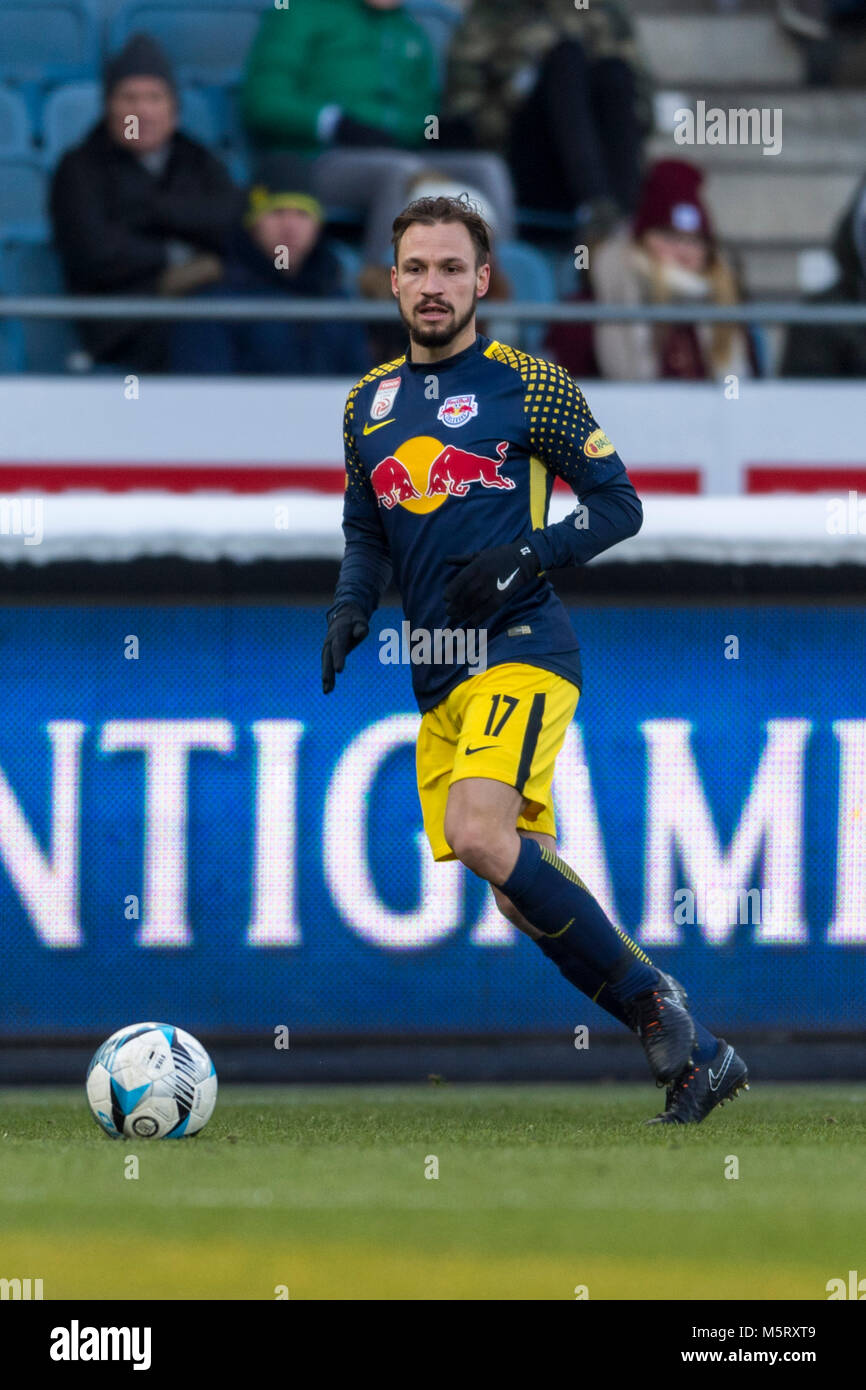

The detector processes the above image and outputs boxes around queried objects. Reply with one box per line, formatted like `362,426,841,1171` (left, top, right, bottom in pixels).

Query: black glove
443,541,540,626
335,114,397,148
322,603,369,694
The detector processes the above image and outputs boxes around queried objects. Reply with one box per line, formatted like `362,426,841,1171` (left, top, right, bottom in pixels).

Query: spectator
170,154,369,376
783,178,866,376
444,0,653,243
547,159,755,382
239,0,515,260
50,34,242,371
777,0,866,85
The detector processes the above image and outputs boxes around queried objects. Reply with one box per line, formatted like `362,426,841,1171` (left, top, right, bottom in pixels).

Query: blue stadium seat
406,0,461,84
109,0,269,85
0,158,48,235
517,208,575,236
0,87,32,157
0,321,24,373
178,87,223,147
325,205,363,231
0,233,83,372
495,239,556,352
552,249,583,300
0,2,100,85
226,148,251,187
41,82,100,165
43,82,228,167
330,241,362,299
215,84,246,150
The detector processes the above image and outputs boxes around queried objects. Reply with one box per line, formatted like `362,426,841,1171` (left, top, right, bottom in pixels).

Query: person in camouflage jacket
444,0,654,236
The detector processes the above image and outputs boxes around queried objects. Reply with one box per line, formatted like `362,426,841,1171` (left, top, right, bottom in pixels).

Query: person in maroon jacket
50,33,242,370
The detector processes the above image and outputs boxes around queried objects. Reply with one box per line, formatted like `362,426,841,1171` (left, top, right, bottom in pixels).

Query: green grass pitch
2,1083,864,1300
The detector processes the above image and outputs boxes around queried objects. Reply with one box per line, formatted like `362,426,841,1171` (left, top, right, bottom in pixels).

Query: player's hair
391,194,492,268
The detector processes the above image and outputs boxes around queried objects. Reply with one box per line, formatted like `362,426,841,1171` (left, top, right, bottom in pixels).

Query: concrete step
733,244,841,296
636,15,803,85
650,89,866,167
702,168,859,240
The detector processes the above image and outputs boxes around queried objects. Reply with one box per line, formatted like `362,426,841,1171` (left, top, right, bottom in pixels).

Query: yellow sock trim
612,922,654,965
539,846,654,966
540,845,589,892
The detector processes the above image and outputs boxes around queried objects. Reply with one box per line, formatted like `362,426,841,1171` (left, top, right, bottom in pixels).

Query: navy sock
534,933,631,1027
691,1020,720,1064
535,931,721,1059
501,838,658,1003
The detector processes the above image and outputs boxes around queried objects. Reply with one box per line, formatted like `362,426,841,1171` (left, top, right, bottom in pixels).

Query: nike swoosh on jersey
363,418,395,434
465,744,496,755
496,568,519,591
708,1046,734,1091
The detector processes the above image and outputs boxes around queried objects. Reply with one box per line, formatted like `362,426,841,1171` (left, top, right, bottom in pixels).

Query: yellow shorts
416,662,580,861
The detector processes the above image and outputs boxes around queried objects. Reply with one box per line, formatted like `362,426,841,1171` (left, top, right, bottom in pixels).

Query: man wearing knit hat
170,153,368,375
50,33,242,370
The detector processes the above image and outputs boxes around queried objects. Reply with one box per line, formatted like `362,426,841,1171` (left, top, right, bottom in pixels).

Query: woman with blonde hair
548,159,755,381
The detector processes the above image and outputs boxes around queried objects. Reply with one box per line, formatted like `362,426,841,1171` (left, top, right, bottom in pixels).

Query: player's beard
399,288,477,350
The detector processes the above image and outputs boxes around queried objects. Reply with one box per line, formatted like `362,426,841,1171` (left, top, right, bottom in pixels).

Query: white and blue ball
86,1022,217,1139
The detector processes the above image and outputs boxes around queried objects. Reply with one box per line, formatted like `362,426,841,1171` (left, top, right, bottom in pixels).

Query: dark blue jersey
331,332,642,712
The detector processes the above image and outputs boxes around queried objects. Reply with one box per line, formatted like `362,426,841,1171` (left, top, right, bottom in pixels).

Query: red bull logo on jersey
436,394,478,428
369,437,515,514
426,440,513,497
369,456,422,509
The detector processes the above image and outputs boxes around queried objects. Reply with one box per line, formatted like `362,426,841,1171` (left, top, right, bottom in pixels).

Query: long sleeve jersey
331,332,643,712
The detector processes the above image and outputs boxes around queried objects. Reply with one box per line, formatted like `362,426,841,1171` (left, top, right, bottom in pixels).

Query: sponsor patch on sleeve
583,427,616,458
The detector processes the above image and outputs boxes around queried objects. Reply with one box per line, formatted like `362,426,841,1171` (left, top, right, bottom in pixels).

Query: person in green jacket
240,0,515,260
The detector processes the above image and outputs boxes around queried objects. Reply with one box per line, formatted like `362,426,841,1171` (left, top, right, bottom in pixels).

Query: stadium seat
0,87,32,157
200,84,254,185
41,82,100,165
0,233,83,372
330,241,362,298
0,2,100,85
178,87,223,147
219,84,248,147
552,249,583,300
0,320,24,373
109,0,269,85
0,158,48,235
495,240,556,352
406,0,462,84
516,208,575,236
227,148,251,188
42,82,232,171
324,206,363,232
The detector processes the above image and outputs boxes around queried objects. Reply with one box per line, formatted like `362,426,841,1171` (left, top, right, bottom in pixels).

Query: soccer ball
86,1022,217,1139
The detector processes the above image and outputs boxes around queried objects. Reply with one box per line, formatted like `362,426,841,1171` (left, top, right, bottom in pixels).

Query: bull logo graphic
425,441,513,497
369,439,514,512
370,456,422,509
